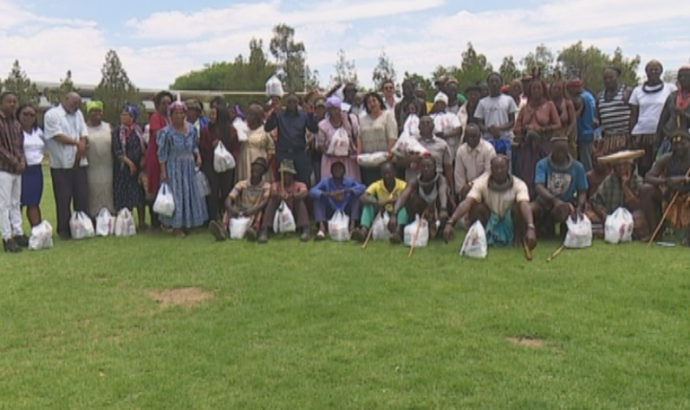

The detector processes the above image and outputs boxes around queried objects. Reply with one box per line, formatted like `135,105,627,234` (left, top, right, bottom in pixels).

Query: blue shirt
577,91,596,142
264,110,318,152
309,176,366,211
535,158,588,202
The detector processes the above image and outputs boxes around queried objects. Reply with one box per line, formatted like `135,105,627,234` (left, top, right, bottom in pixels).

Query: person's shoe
258,228,269,244
3,239,22,253
299,227,311,242
13,235,29,248
246,227,258,241
389,232,402,245
351,227,367,243
58,233,71,240
208,221,227,241
314,230,326,241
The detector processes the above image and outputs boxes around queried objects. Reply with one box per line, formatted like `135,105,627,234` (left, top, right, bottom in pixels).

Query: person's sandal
314,230,326,241
245,227,258,241
208,221,228,241
389,232,402,245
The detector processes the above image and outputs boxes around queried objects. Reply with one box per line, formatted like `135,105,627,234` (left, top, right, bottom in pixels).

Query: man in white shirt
454,124,496,200
44,92,89,239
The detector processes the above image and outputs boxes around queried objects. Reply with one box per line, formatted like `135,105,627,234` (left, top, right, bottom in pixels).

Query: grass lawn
1,168,689,409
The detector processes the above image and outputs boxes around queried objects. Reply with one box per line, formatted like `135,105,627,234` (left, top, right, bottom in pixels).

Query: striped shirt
0,111,25,174
597,86,631,135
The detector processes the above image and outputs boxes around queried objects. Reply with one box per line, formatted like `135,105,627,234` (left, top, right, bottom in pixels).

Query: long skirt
159,154,208,229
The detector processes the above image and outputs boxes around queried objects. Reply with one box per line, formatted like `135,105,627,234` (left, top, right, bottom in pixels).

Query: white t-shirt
23,128,45,166
629,83,677,135
474,95,518,141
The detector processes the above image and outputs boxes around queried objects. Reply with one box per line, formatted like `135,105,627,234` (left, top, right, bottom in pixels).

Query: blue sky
1,0,688,90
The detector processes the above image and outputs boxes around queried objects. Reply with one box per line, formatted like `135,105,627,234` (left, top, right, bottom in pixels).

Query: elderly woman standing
145,91,173,230
357,92,397,185
514,75,562,198
86,101,114,217
316,96,360,181
16,104,44,227
629,60,677,176
157,101,208,237
112,104,147,228
237,103,275,183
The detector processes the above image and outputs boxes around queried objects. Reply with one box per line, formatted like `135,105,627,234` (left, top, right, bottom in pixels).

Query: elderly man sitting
443,156,536,249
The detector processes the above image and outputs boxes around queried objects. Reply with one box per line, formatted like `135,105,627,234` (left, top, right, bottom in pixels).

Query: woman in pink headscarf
315,96,361,181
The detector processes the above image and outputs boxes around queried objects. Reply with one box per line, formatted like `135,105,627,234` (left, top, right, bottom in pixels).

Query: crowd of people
0,60,689,254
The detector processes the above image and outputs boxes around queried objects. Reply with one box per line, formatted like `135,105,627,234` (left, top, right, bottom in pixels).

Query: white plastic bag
605,207,634,244
233,118,249,142
29,220,53,250
326,128,351,157
214,142,236,173
460,221,487,259
392,134,430,158
265,75,285,97
69,211,95,240
229,216,252,239
564,215,592,249
114,208,137,237
402,114,420,138
95,207,115,237
328,210,350,242
273,201,297,233
404,215,429,248
372,212,391,241
153,183,175,217
196,167,211,197
357,152,389,167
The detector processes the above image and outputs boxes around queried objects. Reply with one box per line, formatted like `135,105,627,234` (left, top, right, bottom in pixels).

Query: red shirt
145,111,168,193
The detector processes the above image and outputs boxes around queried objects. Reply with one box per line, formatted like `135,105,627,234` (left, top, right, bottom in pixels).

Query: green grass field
1,169,689,409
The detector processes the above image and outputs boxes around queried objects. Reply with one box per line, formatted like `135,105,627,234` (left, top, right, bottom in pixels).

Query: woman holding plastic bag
199,104,239,223
112,103,147,229
316,96,361,181
157,100,208,237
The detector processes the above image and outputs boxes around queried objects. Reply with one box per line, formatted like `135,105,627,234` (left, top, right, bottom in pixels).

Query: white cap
433,92,449,104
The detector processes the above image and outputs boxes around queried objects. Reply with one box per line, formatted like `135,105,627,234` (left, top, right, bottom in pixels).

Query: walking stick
408,210,427,258
647,116,690,247
362,211,381,250
523,239,533,261
546,245,565,262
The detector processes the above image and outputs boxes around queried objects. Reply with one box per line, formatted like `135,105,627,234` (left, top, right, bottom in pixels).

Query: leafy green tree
521,44,555,77
92,50,142,124
269,24,307,92
499,56,522,83
372,50,396,91
403,71,434,100
556,41,640,93
331,49,358,88
46,70,78,105
3,60,39,105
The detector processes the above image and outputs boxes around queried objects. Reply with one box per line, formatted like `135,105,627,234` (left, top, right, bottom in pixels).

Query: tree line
3,23,683,125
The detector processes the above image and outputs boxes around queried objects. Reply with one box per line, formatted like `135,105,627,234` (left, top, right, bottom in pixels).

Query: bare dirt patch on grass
148,287,214,307
507,336,544,348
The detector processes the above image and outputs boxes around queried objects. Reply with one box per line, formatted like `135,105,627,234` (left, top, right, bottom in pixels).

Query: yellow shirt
366,179,407,212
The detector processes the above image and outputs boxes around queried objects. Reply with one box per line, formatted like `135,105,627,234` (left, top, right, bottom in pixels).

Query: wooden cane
362,211,381,250
408,211,427,258
546,245,565,262
646,115,690,247
523,239,533,261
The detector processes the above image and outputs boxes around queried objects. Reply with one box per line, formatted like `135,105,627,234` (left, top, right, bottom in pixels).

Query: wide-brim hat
597,150,645,164
278,160,297,175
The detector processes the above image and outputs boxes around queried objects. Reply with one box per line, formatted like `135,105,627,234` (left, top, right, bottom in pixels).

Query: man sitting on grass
309,161,366,240
443,156,537,249
258,160,311,243
530,137,588,238
588,150,647,239
640,130,690,245
388,155,450,241
351,161,408,244
209,157,271,241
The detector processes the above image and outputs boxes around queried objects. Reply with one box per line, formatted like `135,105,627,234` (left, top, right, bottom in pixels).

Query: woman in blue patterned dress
112,104,147,228
157,101,208,237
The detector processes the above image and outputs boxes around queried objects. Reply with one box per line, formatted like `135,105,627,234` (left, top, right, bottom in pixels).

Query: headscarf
566,78,583,88
122,103,139,121
433,92,449,104
168,101,187,115
233,104,245,120
86,100,103,113
325,96,342,110
119,103,145,155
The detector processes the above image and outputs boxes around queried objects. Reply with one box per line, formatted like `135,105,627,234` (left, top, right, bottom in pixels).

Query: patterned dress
86,121,115,217
157,124,208,228
112,125,145,211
